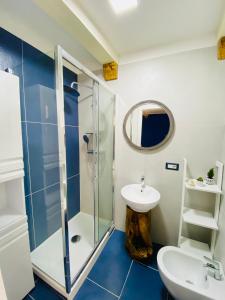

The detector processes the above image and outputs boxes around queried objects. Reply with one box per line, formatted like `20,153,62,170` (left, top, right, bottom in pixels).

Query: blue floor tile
74,279,117,300
120,261,168,300
88,230,132,296
140,243,163,270
23,278,64,300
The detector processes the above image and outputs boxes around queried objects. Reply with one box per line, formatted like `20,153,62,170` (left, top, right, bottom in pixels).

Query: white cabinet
0,70,34,300
0,224,34,300
0,70,23,177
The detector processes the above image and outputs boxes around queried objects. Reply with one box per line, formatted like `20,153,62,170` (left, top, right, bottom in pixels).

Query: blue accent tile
0,27,25,120
25,195,35,251
63,67,79,127
23,41,54,88
168,293,175,300
65,126,79,178
21,122,31,196
25,277,65,300
32,183,61,247
67,175,80,220
0,28,22,70
88,230,132,296
74,279,117,300
23,41,56,123
24,84,57,124
27,122,60,192
64,89,79,127
63,66,77,87
120,262,167,300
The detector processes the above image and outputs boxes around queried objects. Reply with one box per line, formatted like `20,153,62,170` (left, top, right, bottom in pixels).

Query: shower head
83,135,89,144
63,84,80,97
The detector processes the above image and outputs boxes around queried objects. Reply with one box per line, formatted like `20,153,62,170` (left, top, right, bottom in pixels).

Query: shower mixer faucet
83,133,94,154
203,256,223,281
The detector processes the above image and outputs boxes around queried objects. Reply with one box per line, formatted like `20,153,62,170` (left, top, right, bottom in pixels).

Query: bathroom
0,0,225,299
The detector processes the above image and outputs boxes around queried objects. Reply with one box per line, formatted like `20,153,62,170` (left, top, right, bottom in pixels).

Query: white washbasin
121,184,160,213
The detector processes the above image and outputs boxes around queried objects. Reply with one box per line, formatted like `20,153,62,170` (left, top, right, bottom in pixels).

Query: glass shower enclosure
30,45,115,297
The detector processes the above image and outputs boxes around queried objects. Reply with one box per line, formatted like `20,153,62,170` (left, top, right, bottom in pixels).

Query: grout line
25,172,80,198
87,278,119,298
67,173,80,180
31,181,60,196
23,121,80,128
22,41,37,249
26,121,58,126
28,294,35,300
65,124,79,128
135,260,159,272
118,260,133,299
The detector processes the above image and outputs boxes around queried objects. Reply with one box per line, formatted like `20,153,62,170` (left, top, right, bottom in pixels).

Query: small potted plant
206,168,215,185
196,176,204,187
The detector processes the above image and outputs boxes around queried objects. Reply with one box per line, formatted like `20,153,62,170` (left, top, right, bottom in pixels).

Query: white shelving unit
0,70,34,300
178,158,223,258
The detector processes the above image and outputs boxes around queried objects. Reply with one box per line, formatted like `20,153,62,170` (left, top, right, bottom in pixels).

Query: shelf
183,207,218,230
0,210,26,237
0,170,24,184
180,236,211,258
185,180,222,194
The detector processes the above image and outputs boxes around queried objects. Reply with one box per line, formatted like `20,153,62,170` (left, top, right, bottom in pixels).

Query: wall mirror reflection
123,100,175,150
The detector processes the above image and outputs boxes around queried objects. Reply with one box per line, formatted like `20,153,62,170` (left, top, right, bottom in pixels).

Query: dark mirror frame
123,100,175,151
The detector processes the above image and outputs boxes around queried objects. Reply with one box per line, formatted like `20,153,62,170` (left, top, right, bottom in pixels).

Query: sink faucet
140,175,145,191
203,256,223,281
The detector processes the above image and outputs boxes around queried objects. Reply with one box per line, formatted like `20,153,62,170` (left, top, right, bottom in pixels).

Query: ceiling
0,0,101,71
74,0,225,61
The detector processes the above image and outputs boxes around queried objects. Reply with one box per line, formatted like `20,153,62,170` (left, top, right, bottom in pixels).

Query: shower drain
71,235,81,243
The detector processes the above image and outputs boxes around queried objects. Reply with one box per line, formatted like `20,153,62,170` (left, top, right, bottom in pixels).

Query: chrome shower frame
53,45,115,299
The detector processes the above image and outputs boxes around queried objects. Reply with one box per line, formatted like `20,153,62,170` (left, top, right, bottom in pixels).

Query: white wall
0,0,101,71
101,47,225,246
215,134,225,270
78,75,95,216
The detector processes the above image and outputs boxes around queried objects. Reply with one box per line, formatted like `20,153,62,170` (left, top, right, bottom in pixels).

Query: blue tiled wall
0,27,80,250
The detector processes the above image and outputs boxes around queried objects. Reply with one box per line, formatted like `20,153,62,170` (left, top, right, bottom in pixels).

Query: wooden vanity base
125,206,153,261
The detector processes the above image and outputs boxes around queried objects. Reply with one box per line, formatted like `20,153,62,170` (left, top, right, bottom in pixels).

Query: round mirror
123,100,175,150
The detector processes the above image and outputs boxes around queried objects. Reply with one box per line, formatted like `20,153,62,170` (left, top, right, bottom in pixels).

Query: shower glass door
61,56,96,289
55,46,115,293
96,85,115,242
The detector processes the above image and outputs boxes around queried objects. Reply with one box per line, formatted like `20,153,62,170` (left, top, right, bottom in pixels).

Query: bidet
157,246,225,300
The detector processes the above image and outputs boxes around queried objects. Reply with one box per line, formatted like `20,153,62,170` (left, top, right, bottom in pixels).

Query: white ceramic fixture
121,184,160,212
157,246,225,300
0,70,34,300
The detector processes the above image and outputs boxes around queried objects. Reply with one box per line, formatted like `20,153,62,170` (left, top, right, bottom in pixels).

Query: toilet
157,246,225,300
